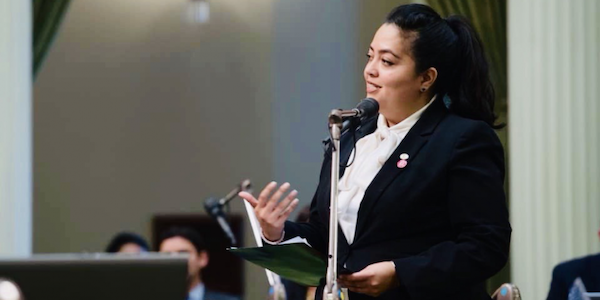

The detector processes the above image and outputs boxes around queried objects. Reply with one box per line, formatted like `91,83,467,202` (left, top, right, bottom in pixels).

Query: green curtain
33,0,71,79
427,0,510,293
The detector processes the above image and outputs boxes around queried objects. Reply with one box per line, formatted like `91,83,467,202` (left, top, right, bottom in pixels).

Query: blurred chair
492,283,521,300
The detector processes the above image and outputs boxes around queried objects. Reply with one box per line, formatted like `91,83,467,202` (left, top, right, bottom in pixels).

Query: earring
420,87,426,92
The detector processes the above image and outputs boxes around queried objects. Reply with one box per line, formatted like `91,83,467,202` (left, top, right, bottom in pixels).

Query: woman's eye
382,59,393,66
366,54,372,60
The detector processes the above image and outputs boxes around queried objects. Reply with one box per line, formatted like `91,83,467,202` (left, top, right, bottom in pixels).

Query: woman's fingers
264,182,291,212
273,189,298,216
257,181,278,209
279,198,299,220
247,182,300,232
338,261,397,297
238,191,258,207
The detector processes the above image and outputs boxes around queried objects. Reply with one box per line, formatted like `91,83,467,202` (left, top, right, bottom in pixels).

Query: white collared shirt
188,283,205,300
337,96,436,244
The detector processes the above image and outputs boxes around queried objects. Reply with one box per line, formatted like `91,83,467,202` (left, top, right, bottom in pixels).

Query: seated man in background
547,227,600,300
159,227,239,300
105,231,150,253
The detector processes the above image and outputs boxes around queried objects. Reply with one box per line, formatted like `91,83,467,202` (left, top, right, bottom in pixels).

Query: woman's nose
364,61,378,78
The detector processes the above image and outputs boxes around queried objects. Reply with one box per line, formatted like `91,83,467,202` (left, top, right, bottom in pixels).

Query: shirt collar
377,95,437,133
188,283,205,300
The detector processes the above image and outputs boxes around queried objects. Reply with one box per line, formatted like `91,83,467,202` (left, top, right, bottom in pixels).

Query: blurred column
0,0,32,255
508,0,600,299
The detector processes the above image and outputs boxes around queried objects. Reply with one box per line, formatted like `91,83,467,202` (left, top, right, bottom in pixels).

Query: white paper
243,198,281,287
280,236,311,247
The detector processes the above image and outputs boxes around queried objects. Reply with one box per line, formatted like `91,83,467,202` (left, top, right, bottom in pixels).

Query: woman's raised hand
238,182,299,241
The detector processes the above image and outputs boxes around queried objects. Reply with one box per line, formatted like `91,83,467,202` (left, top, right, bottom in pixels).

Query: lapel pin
397,153,409,168
397,159,408,169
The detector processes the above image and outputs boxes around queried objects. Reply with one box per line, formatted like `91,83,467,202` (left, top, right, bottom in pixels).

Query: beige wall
33,0,408,299
34,0,273,247
34,0,273,298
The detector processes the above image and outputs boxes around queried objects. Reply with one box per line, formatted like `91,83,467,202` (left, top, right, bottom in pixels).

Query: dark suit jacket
547,253,600,300
204,289,240,300
284,98,511,300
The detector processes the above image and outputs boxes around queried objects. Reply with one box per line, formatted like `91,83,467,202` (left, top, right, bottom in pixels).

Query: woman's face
364,24,423,123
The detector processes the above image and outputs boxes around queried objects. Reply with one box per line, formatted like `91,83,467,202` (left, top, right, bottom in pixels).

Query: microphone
328,98,379,125
347,97,379,119
323,98,379,146
204,179,252,246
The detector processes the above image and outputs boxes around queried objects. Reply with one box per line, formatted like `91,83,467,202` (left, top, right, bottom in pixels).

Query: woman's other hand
338,261,399,297
238,182,299,241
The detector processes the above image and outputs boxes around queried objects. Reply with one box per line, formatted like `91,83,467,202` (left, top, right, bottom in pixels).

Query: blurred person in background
105,231,150,253
547,227,600,300
159,226,239,300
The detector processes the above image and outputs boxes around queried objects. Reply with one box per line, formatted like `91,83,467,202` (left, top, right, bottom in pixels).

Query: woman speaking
239,4,511,300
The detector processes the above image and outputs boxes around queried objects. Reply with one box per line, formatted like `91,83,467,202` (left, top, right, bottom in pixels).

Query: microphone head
357,98,379,118
204,197,223,217
240,179,252,193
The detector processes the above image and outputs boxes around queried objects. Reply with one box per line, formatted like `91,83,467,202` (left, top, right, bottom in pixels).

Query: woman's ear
420,67,438,91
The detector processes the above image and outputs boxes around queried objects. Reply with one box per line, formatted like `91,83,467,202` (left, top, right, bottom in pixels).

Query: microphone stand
206,179,253,247
323,99,377,300
220,179,252,206
323,109,344,300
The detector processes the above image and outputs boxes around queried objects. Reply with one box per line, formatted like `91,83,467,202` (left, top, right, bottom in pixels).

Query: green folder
228,242,326,286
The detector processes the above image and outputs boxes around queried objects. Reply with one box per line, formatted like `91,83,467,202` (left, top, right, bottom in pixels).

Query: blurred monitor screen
0,253,188,300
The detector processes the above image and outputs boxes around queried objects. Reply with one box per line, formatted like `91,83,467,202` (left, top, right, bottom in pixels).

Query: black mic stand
219,179,252,206
205,179,252,247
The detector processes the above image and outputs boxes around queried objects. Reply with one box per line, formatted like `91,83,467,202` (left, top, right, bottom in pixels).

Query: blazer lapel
353,98,448,242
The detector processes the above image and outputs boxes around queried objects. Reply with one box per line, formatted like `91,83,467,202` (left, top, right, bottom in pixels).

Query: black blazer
284,98,511,300
546,253,600,300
